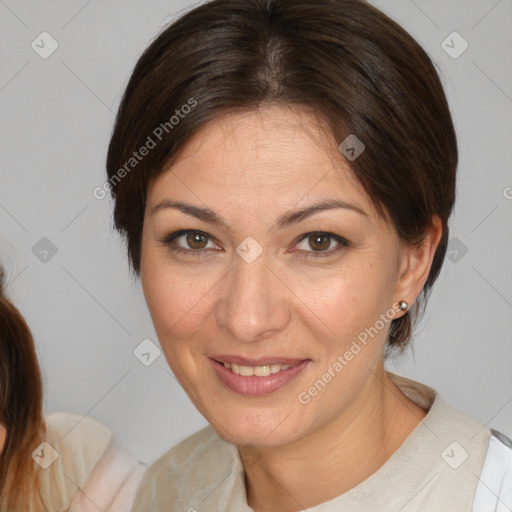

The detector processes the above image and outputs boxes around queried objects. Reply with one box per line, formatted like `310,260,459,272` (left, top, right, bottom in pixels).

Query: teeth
254,365,271,377
239,365,254,377
223,362,293,376
270,364,282,374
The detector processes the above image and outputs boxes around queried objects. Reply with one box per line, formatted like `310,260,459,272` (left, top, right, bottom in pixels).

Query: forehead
148,105,372,214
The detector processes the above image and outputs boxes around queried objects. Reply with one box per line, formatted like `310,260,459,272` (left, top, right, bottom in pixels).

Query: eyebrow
149,198,368,230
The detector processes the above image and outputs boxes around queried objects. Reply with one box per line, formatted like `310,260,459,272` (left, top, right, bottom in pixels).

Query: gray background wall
0,0,510,464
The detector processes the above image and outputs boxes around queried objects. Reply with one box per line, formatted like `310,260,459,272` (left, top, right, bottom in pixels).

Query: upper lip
210,355,308,366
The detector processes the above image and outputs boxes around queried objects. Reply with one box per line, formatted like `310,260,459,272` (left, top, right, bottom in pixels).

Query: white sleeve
68,438,147,512
496,466,512,512
472,429,512,512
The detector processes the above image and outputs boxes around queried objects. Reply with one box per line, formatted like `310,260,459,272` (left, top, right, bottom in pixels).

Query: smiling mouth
220,361,298,377
210,357,311,396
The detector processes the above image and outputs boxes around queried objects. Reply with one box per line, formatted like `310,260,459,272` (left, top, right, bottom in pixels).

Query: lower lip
210,358,310,396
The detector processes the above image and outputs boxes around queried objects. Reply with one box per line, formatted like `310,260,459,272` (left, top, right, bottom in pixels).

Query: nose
215,249,290,343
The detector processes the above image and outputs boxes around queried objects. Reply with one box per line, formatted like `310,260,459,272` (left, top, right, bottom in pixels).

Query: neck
243,364,427,512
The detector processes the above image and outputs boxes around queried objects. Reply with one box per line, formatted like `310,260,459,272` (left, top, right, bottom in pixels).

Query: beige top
37,412,145,512
130,372,493,511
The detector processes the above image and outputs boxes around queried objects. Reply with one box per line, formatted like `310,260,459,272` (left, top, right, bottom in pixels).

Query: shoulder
131,424,238,510
44,412,113,484
68,436,147,512
44,412,146,512
45,411,112,445
472,429,512,511
37,412,114,509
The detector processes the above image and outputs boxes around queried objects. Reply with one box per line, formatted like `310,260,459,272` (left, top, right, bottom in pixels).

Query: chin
206,407,307,448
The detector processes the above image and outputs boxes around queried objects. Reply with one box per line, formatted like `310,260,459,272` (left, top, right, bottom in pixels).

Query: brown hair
0,268,46,510
106,0,457,354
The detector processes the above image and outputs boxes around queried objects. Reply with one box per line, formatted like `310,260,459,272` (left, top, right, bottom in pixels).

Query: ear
393,215,443,314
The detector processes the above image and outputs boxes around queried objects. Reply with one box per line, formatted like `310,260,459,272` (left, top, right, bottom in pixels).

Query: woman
0,265,145,511
105,0,512,510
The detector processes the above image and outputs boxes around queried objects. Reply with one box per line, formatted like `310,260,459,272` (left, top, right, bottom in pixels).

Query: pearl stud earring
398,300,409,311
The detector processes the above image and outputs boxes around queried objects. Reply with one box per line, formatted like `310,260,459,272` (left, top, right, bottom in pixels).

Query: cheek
290,257,393,342
140,264,212,391
140,247,220,346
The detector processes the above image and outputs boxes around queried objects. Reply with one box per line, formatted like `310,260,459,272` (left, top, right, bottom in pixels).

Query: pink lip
209,357,311,396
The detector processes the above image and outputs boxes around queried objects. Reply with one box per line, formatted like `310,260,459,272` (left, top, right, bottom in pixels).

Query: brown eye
308,233,331,251
186,231,209,249
161,230,219,256
294,231,349,257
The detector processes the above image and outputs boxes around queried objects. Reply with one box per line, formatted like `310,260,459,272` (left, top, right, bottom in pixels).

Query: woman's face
140,105,417,447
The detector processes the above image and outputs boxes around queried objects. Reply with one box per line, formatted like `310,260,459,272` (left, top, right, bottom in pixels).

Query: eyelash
159,229,350,260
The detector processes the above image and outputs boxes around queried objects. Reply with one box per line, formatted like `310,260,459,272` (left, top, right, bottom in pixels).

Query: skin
0,424,5,453
140,105,442,511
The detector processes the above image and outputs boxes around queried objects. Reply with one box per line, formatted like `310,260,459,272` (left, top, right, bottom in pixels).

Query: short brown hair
106,0,457,354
